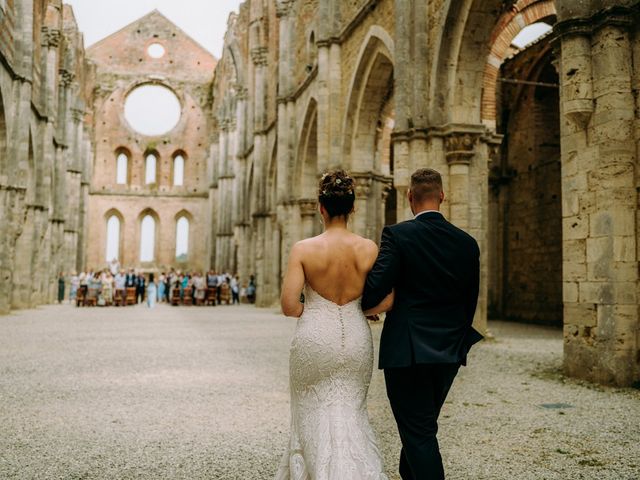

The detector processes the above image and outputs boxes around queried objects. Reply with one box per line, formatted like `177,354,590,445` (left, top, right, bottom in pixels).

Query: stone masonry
0,0,92,313
1,0,639,387
85,11,216,273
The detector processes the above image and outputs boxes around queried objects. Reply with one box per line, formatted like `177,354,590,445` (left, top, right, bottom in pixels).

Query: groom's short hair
410,168,443,203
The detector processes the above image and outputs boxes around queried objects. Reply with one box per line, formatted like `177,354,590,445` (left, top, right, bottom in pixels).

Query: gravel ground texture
0,303,638,480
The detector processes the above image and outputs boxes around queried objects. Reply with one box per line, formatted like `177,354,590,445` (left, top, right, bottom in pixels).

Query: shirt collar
414,209,441,219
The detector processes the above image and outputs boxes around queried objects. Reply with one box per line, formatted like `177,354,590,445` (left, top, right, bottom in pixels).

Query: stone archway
342,30,394,240
490,43,562,326
11,131,38,309
295,97,319,240
431,0,556,125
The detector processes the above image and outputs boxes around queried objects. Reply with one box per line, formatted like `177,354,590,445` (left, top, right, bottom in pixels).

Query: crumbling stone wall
85,11,216,272
0,0,92,314
490,43,563,326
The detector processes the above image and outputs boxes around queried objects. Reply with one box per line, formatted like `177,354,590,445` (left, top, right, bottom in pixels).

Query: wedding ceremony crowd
56,262,257,308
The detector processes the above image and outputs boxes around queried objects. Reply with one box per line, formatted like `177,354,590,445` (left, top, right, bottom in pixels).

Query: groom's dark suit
362,211,482,480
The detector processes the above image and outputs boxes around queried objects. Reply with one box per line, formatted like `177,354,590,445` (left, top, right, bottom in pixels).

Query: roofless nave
0,0,639,387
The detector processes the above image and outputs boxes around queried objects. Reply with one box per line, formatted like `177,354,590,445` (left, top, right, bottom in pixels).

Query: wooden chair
125,287,137,306
206,287,217,306
220,283,231,305
183,287,193,305
195,288,206,306
170,287,181,306
76,287,87,307
114,289,125,306
85,288,99,307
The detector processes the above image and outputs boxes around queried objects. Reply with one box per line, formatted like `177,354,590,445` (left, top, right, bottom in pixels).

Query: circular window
124,84,181,136
147,43,166,58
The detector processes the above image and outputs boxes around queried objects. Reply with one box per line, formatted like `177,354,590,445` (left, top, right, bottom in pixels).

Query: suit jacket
125,274,137,288
362,212,483,368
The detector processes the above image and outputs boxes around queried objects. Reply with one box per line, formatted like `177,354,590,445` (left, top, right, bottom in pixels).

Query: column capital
298,199,317,216
351,173,373,198
59,69,75,87
444,132,480,166
276,0,293,18
41,26,61,48
554,4,637,39
250,47,268,66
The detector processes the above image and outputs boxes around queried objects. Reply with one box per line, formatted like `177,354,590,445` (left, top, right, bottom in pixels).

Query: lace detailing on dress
275,286,388,480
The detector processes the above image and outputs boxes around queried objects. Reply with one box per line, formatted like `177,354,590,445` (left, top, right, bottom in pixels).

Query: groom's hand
366,314,380,322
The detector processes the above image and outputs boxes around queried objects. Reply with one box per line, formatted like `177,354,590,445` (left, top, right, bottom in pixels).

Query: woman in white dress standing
276,170,393,480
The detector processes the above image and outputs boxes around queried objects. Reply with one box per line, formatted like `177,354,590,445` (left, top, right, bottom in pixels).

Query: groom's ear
439,190,445,204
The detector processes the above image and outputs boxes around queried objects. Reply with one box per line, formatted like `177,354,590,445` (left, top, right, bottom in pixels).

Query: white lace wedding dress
275,285,388,480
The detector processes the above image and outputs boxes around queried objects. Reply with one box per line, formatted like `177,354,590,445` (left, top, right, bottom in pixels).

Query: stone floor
0,303,638,480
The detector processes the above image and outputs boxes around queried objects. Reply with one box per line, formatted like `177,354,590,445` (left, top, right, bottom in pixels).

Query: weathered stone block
563,260,588,282
579,281,613,304
563,215,589,240
586,236,613,263
613,235,636,262
564,239,586,263
589,209,635,237
563,282,579,303
564,302,597,327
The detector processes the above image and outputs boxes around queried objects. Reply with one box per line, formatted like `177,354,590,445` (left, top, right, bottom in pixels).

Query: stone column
444,132,477,231
556,4,639,386
299,199,318,240
352,174,373,237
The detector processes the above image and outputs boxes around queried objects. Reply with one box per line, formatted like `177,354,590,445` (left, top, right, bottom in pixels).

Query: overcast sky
65,0,243,58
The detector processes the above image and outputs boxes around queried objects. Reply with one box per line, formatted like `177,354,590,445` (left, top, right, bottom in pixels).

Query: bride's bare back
281,227,378,316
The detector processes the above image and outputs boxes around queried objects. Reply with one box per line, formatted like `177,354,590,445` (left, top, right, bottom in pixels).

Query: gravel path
0,304,638,479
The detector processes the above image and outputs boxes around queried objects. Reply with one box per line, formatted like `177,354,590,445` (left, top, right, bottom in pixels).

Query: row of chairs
75,286,235,307
169,285,232,306
76,287,137,307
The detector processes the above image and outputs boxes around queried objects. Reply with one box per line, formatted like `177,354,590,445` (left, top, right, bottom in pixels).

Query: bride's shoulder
350,233,378,257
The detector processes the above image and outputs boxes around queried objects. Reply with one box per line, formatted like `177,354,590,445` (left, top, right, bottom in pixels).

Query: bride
275,170,393,480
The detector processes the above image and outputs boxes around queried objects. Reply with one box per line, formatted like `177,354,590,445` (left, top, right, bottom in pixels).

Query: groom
362,168,483,480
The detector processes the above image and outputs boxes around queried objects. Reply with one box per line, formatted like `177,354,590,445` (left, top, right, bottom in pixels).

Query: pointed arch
104,209,124,263
295,97,318,199
138,208,159,262
144,149,159,185
174,209,192,262
172,150,187,186
430,0,556,127
0,80,7,182
342,27,394,171
115,147,131,185
267,139,278,211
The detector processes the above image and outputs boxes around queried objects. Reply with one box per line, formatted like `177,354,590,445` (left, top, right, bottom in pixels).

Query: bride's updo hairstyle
318,170,355,218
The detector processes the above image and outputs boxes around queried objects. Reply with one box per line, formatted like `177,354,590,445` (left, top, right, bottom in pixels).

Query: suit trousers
384,363,460,480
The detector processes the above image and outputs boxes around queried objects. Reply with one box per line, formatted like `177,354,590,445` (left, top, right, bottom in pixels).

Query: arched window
175,216,189,261
116,153,128,184
140,215,156,262
105,215,121,262
173,154,184,186
145,153,157,184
